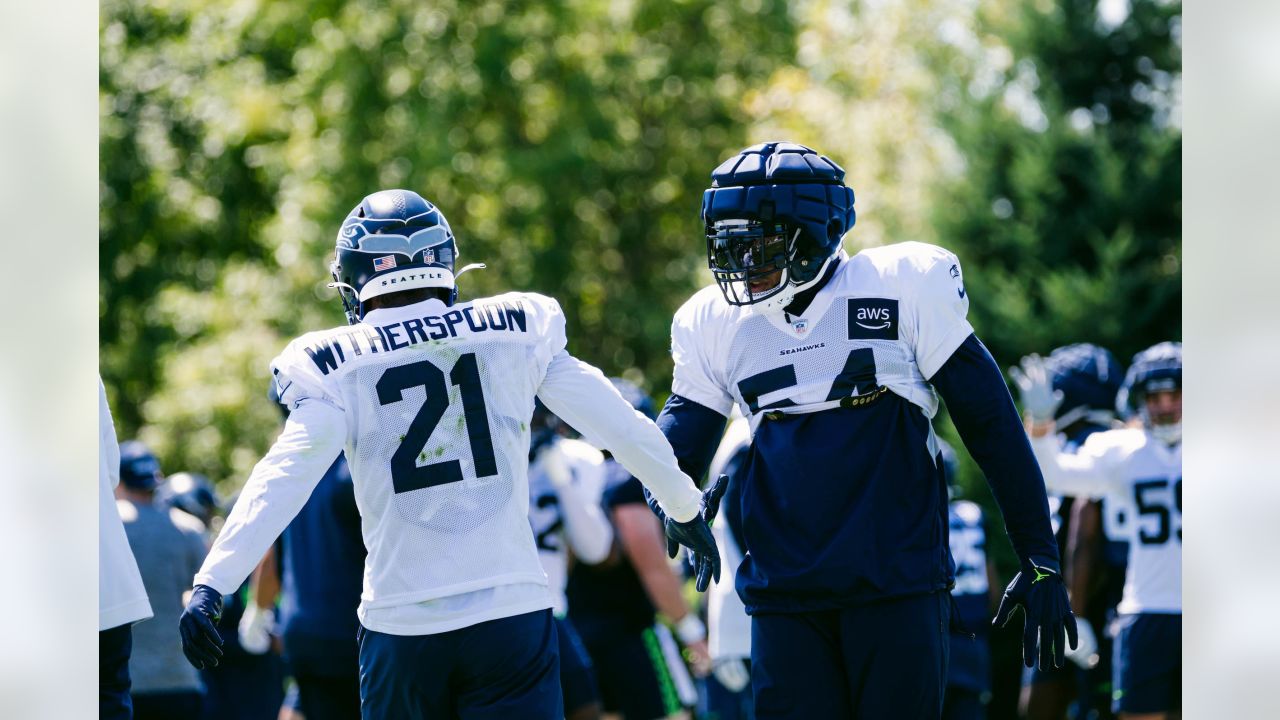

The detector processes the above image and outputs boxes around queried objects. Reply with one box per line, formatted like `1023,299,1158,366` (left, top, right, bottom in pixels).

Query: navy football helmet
702,142,856,312
328,189,485,324
158,472,221,525
1045,343,1124,431
609,377,657,420
119,440,163,491
1117,341,1182,431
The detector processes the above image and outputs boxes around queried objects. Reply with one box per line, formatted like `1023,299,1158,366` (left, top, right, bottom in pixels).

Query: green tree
100,0,797,487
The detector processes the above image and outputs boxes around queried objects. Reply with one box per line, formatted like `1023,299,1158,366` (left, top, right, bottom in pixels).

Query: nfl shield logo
792,319,808,335
423,248,436,264
372,255,397,272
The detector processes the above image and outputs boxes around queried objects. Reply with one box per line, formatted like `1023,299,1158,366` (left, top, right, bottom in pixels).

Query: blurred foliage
100,0,1180,508
101,0,796,485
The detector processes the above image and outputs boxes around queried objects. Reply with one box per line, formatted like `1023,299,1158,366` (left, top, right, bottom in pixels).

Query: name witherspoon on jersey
302,299,531,375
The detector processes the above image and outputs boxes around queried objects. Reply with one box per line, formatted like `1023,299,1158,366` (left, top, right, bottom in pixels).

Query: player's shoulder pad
556,437,605,466
673,284,747,331
852,241,960,281
950,499,984,525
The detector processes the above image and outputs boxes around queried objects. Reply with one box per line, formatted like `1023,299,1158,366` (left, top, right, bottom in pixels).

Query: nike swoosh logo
855,321,891,330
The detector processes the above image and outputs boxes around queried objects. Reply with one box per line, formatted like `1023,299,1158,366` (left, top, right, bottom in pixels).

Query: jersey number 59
376,353,498,493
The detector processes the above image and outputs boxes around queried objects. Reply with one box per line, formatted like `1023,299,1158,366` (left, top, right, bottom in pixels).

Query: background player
527,404,610,720
115,441,209,719
176,189,723,719
940,439,999,720
649,142,1075,718
566,378,706,720
1010,343,1125,719
1023,342,1182,720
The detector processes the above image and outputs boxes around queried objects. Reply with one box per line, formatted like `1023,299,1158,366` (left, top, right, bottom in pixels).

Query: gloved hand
1065,616,1099,670
237,602,274,655
1009,354,1063,424
993,559,1078,670
712,658,751,693
645,474,727,592
179,584,225,669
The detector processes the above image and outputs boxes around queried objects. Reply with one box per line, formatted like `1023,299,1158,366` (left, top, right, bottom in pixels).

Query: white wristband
675,613,707,645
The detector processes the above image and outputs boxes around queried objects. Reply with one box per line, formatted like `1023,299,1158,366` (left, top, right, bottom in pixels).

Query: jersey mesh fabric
273,293,563,616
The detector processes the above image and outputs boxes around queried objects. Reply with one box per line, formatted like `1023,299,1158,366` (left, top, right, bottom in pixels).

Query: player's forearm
539,353,703,522
194,401,343,593
556,481,614,565
932,334,1059,565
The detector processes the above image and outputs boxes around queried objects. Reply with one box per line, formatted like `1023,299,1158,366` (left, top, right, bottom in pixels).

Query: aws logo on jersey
847,298,899,340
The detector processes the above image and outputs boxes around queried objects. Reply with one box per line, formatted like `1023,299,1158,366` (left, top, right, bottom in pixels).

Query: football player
649,142,1074,718
940,440,1000,720
177,189,723,720
1023,342,1182,720
527,404,611,720
1011,343,1126,720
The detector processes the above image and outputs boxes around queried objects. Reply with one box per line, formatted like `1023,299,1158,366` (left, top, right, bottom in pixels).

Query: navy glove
645,474,727,592
179,584,225,669
993,559,1079,670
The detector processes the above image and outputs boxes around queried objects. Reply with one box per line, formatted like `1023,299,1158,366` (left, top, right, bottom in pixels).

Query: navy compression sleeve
930,334,1060,568
655,393,729,488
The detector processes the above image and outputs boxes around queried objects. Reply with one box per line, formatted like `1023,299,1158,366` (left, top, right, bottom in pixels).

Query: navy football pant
581,625,691,718
358,609,562,720
99,624,133,720
751,592,950,720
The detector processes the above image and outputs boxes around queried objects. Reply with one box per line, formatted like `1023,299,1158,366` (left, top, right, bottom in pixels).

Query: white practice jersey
706,416,752,661
528,438,609,616
1031,428,1181,614
195,292,702,635
672,242,973,432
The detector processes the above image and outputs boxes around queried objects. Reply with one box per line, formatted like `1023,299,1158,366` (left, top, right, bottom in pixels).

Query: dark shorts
942,686,987,720
99,624,133,720
751,592,950,720
581,624,694,718
358,609,562,720
555,616,601,714
1112,612,1181,714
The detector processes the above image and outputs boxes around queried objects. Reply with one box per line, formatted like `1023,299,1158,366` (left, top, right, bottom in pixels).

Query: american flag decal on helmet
373,255,397,271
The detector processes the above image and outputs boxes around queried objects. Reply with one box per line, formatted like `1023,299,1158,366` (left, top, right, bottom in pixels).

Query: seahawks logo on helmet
328,189,485,324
